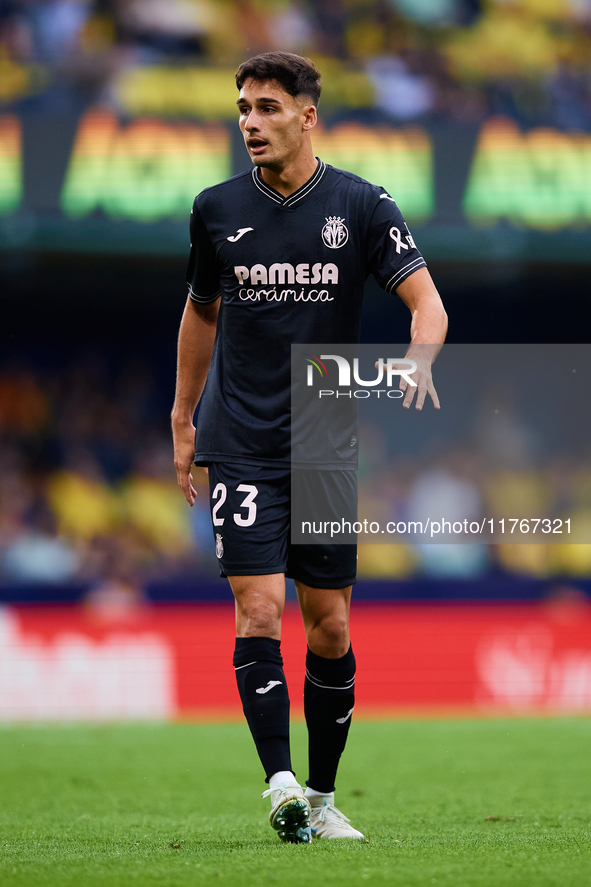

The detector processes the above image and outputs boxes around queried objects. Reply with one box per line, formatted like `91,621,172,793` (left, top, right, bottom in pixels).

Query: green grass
1,719,590,886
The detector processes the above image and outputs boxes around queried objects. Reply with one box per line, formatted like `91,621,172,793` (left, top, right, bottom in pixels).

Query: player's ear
301,103,317,132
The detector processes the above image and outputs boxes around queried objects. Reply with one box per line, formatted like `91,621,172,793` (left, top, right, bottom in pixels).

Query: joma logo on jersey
234,263,339,285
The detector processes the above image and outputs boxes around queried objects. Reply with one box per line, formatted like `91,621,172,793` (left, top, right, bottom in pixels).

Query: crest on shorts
215,533,224,558
322,216,349,249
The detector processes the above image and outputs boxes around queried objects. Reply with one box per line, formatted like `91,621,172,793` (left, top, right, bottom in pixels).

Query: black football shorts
206,462,357,588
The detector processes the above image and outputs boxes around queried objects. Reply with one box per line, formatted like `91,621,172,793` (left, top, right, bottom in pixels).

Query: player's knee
237,600,282,637
309,613,349,657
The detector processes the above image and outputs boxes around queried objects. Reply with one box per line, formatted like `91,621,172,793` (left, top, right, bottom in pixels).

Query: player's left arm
395,266,448,410
365,189,447,408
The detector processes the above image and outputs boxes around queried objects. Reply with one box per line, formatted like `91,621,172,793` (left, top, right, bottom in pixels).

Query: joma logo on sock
256,681,283,695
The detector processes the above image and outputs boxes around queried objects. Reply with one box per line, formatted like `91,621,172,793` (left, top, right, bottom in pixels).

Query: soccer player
172,51,447,843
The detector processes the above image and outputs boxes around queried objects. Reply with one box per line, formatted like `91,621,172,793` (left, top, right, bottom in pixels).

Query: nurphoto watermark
291,344,591,544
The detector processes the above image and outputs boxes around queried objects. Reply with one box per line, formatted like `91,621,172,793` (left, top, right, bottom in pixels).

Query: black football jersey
186,160,427,468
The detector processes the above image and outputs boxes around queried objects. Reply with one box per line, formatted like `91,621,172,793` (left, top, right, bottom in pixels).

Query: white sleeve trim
188,284,221,304
385,257,426,294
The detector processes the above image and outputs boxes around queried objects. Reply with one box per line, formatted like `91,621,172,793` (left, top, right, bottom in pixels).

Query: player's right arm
172,197,221,505
171,296,219,505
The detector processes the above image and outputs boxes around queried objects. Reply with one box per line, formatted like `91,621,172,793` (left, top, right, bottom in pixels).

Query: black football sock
305,645,356,793
233,637,293,781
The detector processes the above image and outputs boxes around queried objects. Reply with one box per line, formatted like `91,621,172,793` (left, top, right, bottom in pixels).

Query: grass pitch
1,718,590,887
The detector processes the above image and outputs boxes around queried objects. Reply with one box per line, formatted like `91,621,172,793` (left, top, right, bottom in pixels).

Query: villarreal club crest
322,217,349,250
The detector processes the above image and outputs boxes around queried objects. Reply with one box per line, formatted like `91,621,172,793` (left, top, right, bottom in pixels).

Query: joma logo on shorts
234,263,339,285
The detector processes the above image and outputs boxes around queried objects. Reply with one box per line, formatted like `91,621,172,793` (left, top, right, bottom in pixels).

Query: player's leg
297,578,354,787
296,581,356,791
230,572,311,843
230,572,291,780
295,580,364,839
289,465,362,832
207,463,310,842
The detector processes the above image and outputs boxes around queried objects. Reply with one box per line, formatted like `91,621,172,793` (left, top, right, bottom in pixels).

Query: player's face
237,79,316,171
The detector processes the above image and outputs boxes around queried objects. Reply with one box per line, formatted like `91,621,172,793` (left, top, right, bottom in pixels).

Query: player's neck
258,153,318,198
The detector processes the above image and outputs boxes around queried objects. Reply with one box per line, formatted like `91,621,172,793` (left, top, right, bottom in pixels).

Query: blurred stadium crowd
1,0,591,128
1,357,591,592
0,355,218,596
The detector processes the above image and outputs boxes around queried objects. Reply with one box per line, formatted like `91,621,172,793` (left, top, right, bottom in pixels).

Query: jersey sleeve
366,190,427,294
185,199,221,304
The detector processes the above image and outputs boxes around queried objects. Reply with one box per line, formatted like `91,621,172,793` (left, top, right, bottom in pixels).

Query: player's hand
382,348,440,411
399,356,440,411
172,420,198,506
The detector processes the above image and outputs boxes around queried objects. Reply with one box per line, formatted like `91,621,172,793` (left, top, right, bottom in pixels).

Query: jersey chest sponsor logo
321,216,349,249
234,262,339,286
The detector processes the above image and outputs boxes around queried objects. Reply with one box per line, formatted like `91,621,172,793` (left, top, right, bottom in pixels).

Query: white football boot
261,782,312,844
308,793,365,839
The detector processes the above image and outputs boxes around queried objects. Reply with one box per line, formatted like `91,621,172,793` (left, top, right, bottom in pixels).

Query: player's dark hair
235,51,322,106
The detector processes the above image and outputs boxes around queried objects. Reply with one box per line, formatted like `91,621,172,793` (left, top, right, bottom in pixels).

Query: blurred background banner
1,1,591,716
2,110,591,259
2,0,591,259
3,601,591,721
